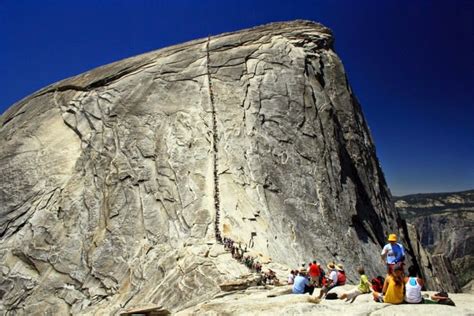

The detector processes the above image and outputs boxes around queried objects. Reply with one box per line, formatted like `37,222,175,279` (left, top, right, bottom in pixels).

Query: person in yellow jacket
372,265,404,304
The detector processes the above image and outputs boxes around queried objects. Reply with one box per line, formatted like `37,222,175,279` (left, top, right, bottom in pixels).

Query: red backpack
337,271,346,285
371,276,385,293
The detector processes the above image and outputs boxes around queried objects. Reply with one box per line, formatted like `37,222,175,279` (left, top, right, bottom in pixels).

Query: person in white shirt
287,270,296,285
381,233,406,274
404,265,424,303
318,263,339,299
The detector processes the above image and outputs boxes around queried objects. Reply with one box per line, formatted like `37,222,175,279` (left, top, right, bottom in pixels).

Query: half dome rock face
0,21,399,314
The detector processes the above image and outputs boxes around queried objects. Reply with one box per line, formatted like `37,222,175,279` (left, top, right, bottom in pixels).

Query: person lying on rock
372,265,404,304
318,263,339,299
292,268,315,294
339,266,371,303
430,292,456,306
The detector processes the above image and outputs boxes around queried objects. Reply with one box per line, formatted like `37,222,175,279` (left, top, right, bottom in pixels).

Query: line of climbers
206,35,223,247
287,233,456,306
214,198,222,244
223,237,279,285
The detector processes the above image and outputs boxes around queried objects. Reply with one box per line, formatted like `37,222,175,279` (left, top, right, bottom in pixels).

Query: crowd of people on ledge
287,234,456,306
219,232,455,306
288,261,348,298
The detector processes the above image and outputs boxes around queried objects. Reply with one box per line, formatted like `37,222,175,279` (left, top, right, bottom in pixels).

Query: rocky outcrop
120,305,170,316
1,20,407,314
396,190,474,290
405,223,460,293
177,284,474,315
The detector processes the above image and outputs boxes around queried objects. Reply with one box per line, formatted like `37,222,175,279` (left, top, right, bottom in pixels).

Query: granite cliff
396,190,474,291
1,20,416,314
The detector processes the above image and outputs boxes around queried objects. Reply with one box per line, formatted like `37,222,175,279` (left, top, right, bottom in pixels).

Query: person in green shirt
339,267,372,303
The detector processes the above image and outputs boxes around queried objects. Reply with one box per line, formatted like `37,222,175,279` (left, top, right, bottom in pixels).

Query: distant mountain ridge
394,189,474,289
394,188,474,202
394,188,474,199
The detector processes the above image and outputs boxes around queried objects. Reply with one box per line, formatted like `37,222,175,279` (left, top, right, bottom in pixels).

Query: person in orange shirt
372,265,404,304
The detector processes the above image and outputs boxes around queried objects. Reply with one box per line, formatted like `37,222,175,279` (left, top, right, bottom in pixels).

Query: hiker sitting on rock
373,264,405,304
318,263,339,299
288,270,296,285
267,269,279,285
261,269,275,285
335,264,346,286
339,266,371,303
404,265,424,304
292,268,314,295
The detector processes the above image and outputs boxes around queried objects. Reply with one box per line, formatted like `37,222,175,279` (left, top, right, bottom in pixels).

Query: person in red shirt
308,260,321,287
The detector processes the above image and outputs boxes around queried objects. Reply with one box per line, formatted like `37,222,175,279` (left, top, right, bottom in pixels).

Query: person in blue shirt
381,234,406,274
292,268,314,294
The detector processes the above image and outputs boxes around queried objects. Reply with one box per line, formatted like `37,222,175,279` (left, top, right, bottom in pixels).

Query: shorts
310,275,320,284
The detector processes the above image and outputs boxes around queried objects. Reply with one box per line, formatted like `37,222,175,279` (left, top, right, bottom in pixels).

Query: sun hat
335,264,344,271
388,234,397,242
327,262,336,270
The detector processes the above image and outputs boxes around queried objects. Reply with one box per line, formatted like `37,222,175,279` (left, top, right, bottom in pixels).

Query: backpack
337,271,346,285
371,276,385,293
325,293,338,300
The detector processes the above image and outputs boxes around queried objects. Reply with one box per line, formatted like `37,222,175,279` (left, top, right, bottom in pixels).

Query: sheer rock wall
1,21,401,314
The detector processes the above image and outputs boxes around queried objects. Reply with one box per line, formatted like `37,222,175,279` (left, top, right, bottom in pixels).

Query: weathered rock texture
176,284,474,315
405,223,461,293
1,20,405,314
396,190,474,290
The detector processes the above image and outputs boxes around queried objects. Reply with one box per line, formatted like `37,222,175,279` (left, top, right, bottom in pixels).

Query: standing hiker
381,234,405,274
308,261,321,287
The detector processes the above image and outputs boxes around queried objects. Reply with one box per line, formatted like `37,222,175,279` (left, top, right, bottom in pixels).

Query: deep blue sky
1,0,473,196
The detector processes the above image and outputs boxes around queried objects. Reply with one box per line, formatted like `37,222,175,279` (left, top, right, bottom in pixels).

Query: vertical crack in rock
206,36,222,244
